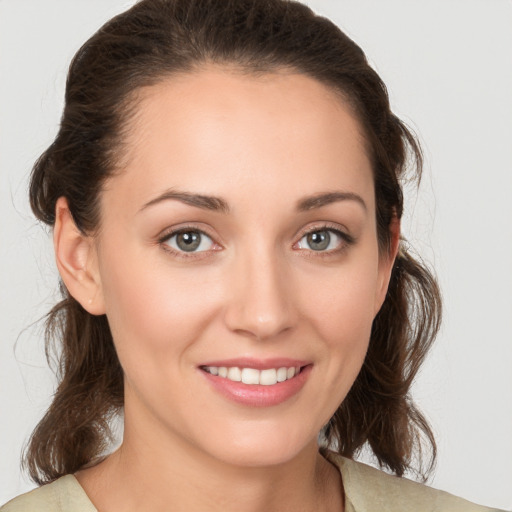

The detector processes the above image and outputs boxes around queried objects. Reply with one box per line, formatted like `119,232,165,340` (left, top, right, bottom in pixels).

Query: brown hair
25,0,441,484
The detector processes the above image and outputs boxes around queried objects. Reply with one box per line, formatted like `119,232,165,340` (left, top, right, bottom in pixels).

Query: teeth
277,367,288,382
241,368,260,384
260,369,277,386
227,367,241,382
204,365,301,385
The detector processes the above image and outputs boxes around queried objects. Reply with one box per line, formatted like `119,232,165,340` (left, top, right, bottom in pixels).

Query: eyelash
157,224,219,260
294,223,355,259
157,223,355,260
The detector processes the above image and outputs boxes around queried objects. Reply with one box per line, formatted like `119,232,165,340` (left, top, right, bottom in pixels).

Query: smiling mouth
200,365,304,386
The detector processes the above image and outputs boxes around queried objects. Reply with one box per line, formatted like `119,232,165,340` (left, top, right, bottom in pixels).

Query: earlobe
53,197,106,315
374,216,401,314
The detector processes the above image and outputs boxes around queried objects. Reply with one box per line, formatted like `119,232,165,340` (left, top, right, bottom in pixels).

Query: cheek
297,256,380,404
301,258,379,343
98,249,218,373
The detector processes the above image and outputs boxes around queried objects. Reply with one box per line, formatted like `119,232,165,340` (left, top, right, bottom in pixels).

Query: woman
1,0,506,510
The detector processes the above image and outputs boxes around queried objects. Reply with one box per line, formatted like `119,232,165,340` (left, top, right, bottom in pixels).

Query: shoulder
326,452,504,512
0,475,97,512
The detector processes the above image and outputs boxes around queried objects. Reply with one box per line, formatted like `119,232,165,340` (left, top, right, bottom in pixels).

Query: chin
195,421,320,469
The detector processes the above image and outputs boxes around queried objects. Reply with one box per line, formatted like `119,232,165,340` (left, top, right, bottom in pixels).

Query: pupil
307,231,330,251
177,232,201,251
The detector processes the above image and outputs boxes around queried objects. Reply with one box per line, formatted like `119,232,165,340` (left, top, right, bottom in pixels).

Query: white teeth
227,367,241,382
276,367,287,382
204,365,301,385
241,368,260,385
260,368,277,386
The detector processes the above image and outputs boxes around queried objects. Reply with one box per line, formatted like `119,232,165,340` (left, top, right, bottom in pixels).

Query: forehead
105,67,374,214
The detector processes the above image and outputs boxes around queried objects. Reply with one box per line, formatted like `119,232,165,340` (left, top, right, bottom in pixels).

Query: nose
223,246,298,341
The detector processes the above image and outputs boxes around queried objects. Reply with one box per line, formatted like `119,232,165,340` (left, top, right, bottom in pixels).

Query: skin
55,67,399,512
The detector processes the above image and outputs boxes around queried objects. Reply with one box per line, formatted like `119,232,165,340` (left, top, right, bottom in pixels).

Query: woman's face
88,68,395,467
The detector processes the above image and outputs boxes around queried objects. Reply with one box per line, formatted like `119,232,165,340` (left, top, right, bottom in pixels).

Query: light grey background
1,0,511,508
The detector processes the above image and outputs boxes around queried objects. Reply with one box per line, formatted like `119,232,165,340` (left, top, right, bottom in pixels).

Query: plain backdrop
0,0,511,509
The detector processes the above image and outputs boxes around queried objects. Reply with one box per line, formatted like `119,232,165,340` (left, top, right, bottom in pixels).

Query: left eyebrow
296,191,367,212
139,189,230,214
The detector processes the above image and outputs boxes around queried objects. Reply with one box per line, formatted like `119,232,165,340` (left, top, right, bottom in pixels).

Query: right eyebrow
138,189,230,214
296,191,367,212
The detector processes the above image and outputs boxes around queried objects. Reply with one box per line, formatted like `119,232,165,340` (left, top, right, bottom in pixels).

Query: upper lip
199,357,311,370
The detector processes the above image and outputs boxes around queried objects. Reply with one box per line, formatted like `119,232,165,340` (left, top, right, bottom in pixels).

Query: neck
76,420,343,512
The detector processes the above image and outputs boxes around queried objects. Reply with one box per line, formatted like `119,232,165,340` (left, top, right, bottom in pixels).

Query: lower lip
200,365,312,407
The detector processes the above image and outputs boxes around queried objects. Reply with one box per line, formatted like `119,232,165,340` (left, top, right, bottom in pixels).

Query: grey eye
297,229,343,252
165,230,214,252
306,231,330,251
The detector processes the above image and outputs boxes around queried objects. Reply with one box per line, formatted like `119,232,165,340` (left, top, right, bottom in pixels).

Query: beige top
1,453,504,511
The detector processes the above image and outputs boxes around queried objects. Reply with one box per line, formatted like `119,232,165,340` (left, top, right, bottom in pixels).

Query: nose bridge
224,238,296,340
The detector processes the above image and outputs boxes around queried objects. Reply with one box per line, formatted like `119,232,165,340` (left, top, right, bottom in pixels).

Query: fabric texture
325,452,503,512
0,475,95,512
1,454,505,511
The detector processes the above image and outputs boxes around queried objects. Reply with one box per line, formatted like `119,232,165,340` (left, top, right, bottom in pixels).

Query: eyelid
295,221,352,241
157,224,222,259
293,222,355,253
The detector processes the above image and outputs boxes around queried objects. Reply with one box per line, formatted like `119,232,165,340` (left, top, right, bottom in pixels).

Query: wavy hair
24,0,441,484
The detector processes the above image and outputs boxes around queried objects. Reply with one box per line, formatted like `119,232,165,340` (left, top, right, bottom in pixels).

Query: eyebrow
140,189,230,214
139,189,366,214
296,191,367,212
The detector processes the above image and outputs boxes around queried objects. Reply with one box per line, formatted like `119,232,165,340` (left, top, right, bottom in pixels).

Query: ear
374,215,400,315
53,197,106,315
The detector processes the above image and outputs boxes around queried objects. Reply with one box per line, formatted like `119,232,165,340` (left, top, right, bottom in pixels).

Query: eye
162,229,215,253
295,228,348,252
